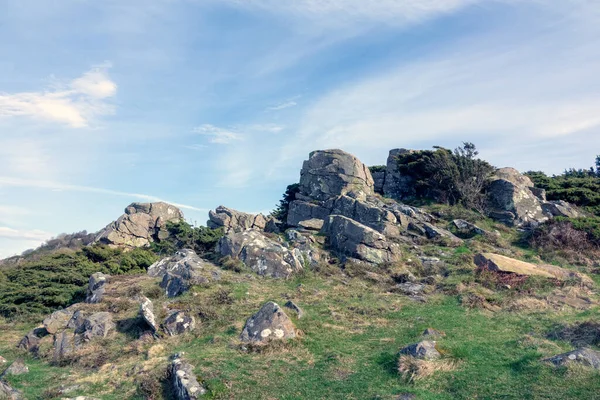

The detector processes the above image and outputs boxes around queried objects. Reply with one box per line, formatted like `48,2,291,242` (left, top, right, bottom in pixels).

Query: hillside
0,146,599,400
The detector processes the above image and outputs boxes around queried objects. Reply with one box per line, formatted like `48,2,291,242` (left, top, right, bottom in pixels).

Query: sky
0,0,599,258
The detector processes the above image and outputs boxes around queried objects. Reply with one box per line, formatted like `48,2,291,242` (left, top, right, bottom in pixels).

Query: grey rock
399,340,441,360
422,223,462,245
530,187,547,201
218,230,303,278
85,272,108,304
329,195,401,238
487,168,548,227
207,206,267,233
95,202,184,248
0,380,22,400
393,283,426,296
53,331,75,362
287,200,331,227
169,355,206,399
17,327,48,353
67,310,87,331
297,149,374,202
383,148,416,201
240,302,297,343
422,328,445,338
371,170,386,194
139,297,158,333
264,218,283,234
452,219,487,236
43,306,78,334
545,348,600,369
164,311,196,336
1,359,28,377
76,312,114,343
321,215,401,264
542,200,581,219
298,218,324,231
284,301,304,319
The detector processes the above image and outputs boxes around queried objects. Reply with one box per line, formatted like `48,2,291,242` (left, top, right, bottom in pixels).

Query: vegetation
271,183,300,223
396,143,495,212
150,221,224,258
527,156,600,216
369,165,387,173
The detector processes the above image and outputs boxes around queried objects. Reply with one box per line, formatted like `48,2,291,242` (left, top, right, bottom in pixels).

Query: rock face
169,355,206,399
76,312,115,342
542,200,581,219
53,331,75,362
474,253,592,285
208,206,267,233
139,297,158,333
322,215,401,264
164,311,195,336
545,348,600,370
487,168,548,227
399,341,441,360
383,148,416,201
149,249,219,297
17,327,48,353
298,149,374,202
240,302,297,343
85,272,108,304
43,307,78,334
218,230,303,278
95,202,184,248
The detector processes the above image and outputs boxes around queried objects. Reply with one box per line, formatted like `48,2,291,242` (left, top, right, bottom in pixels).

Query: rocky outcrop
545,348,600,370
169,355,206,399
321,215,401,264
53,331,75,362
474,253,592,285
164,311,195,336
43,306,79,334
85,272,108,304
0,380,22,400
139,297,158,333
207,206,267,233
240,302,296,343
95,202,184,248
383,149,416,201
218,230,303,278
542,200,581,219
398,341,441,360
76,312,115,342
149,249,220,297
1,359,28,377
17,327,48,353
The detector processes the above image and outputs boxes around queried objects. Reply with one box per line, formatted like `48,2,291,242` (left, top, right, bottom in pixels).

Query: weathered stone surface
67,310,87,331
53,331,75,362
218,230,303,278
1,359,28,377
372,170,386,194
43,307,77,334
76,312,114,343
330,195,401,238
0,380,22,400
95,202,184,248
85,272,108,304
17,327,48,353
422,223,462,245
487,168,548,227
475,253,592,285
164,311,195,336
542,200,581,219
284,301,304,319
207,206,267,233
240,302,296,343
545,348,600,370
452,219,487,236
297,149,374,202
139,297,158,333
287,200,331,227
321,215,401,264
393,283,426,296
298,218,324,231
169,355,206,399
398,341,441,360
383,148,416,201
264,218,282,234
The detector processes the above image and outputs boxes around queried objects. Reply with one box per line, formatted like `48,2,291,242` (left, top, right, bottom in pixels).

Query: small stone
284,301,305,319
1,358,28,376
399,341,441,360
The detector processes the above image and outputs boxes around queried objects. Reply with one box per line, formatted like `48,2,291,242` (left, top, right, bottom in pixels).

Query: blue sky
1,0,599,257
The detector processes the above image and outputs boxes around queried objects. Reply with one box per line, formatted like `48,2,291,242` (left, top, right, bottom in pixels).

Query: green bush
369,165,386,173
271,183,300,223
151,221,223,257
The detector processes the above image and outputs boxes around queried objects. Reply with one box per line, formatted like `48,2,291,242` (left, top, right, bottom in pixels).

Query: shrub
151,221,224,257
271,183,300,223
369,165,386,173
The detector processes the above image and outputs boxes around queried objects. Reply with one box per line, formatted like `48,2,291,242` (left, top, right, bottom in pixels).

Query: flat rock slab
169,355,206,399
545,348,600,369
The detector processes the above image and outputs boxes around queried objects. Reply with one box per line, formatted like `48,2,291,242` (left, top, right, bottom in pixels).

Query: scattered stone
95,202,184,248
207,206,267,233
452,219,487,236
139,297,158,333
218,229,303,278
284,301,304,319
164,311,195,336
545,348,600,370
1,359,28,376
422,223,462,245
321,215,401,264
240,302,297,343
17,327,48,353
169,354,206,399
85,272,108,304
422,328,445,338
399,341,441,360
0,380,22,400
393,283,426,296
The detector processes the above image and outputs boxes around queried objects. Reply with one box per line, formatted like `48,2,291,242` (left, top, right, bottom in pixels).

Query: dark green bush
151,221,223,257
369,165,386,173
271,183,300,223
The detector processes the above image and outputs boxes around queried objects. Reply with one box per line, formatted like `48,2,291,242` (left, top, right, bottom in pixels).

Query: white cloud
266,100,298,111
194,124,242,144
0,176,208,212
0,63,116,127
0,227,53,242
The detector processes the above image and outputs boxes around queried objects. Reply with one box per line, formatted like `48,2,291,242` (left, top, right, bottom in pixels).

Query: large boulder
474,253,592,285
76,312,114,343
85,272,108,304
139,297,158,333
542,200,582,219
545,348,600,370
298,149,374,202
321,215,401,264
17,327,48,353
95,202,184,248
53,331,75,362
164,311,196,336
383,148,416,201
43,306,79,334
169,355,206,399
0,380,22,400
207,206,267,233
218,230,303,278
240,302,296,343
486,168,548,227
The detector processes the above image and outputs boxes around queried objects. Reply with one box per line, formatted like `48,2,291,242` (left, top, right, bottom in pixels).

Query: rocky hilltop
0,147,598,400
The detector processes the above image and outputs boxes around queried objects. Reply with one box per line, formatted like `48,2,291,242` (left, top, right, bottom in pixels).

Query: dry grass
397,355,459,382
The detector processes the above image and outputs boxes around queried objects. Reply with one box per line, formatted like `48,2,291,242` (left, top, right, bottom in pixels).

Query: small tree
595,155,600,176
271,183,300,222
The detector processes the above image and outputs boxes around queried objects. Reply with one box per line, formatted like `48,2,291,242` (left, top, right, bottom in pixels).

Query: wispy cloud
266,100,298,111
0,62,116,128
0,177,208,212
0,227,53,242
194,124,242,144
